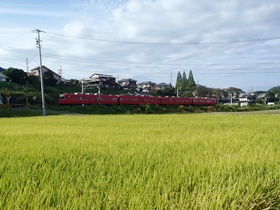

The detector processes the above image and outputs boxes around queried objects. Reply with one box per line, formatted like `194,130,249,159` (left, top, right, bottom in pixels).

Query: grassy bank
1,114,280,209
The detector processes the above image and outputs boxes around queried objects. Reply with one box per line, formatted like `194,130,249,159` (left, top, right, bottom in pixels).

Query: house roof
90,73,115,79
118,78,137,83
0,67,6,72
138,81,156,85
156,82,169,87
30,66,61,78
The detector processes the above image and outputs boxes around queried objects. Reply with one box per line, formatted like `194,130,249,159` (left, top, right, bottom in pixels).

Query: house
118,78,137,90
156,82,170,91
138,81,156,93
0,67,6,82
29,66,62,83
88,73,121,89
239,92,255,106
239,96,250,106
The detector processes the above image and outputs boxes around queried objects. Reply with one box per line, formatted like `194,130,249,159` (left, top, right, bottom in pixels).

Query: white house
138,81,156,93
29,66,62,83
118,78,137,90
156,82,170,90
88,73,120,89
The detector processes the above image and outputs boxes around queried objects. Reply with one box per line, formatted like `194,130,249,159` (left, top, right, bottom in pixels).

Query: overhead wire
0,30,280,76
46,31,280,45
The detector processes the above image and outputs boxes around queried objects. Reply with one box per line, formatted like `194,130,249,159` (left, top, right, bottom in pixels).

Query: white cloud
1,0,280,90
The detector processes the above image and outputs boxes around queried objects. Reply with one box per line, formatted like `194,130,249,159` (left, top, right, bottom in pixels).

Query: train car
193,98,217,106
59,93,217,106
59,93,118,105
160,96,179,105
118,95,143,105
160,97,193,106
59,93,91,105
98,95,119,105
141,95,160,105
119,95,161,105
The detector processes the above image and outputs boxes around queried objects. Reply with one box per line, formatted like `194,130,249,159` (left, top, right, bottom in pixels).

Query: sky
0,0,280,91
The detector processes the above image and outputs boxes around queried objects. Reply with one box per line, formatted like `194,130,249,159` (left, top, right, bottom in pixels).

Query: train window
59,94,65,99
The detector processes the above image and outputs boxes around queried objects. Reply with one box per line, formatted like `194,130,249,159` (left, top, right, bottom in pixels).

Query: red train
59,93,217,106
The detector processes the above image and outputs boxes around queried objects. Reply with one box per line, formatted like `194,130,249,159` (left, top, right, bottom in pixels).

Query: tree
175,71,182,89
175,71,182,96
266,91,275,100
187,70,196,89
2,88,10,105
27,75,40,88
44,71,57,86
227,87,241,99
197,85,212,97
4,68,27,84
182,71,188,91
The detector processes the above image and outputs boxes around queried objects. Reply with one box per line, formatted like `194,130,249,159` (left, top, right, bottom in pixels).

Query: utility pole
33,29,46,116
26,58,29,107
81,78,85,93
58,66,62,78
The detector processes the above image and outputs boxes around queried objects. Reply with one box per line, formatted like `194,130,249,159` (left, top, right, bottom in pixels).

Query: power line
46,31,280,45
1,29,280,45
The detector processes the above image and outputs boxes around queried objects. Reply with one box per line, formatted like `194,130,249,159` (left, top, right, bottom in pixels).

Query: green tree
175,71,182,95
163,83,175,96
197,85,212,97
4,68,27,84
187,70,196,89
266,91,275,100
227,87,241,99
182,71,188,91
44,71,57,86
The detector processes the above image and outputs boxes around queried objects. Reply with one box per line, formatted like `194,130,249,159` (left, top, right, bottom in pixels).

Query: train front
58,94,67,105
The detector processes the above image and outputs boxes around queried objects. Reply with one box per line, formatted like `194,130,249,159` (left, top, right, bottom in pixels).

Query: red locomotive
59,93,217,106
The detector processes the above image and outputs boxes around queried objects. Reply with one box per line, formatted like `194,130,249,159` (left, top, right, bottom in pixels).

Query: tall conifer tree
175,71,182,90
182,71,188,91
187,70,196,89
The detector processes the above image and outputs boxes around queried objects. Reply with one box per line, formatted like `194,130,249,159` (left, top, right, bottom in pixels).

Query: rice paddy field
0,113,280,209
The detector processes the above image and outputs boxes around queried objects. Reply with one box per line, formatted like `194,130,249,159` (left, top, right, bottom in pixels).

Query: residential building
118,78,137,90
88,73,121,89
29,66,62,83
138,81,156,93
156,82,170,91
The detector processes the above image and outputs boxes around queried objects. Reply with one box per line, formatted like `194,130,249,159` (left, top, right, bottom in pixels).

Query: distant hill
269,86,280,91
0,67,6,72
